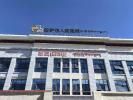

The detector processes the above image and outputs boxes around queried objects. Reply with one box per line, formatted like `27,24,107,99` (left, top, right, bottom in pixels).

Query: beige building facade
0,34,133,100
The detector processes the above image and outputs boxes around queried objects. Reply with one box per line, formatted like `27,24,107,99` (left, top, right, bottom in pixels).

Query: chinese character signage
38,50,101,57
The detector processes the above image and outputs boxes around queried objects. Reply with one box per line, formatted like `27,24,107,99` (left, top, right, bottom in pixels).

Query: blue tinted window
110,61,124,74
32,79,46,90
15,58,30,72
82,80,90,95
115,80,129,92
9,79,26,90
0,58,11,72
62,79,70,95
93,59,106,73
72,79,80,95
35,58,48,72
53,58,61,72
0,79,5,90
62,59,70,73
96,79,110,91
72,59,79,73
52,79,60,95
80,59,88,73
126,61,133,75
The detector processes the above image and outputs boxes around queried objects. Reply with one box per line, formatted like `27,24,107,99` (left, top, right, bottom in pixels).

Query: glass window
0,79,5,90
80,59,88,73
62,59,70,73
126,61,133,75
15,58,30,72
72,59,79,73
9,79,26,90
110,61,124,74
96,79,110,91
0,58,11,72
53,58,61,72
35,58,48,72
115,80,129,92
72,79,80,95
32,79,46,90
93,59,106,73
62,79,70,95
82,80,90,95
52,79,60,95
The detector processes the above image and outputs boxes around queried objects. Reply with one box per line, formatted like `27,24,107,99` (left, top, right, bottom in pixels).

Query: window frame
0,58,11,72
32,79,46,90
72,59,79,73
62,79,70,95
72,79,80,95
62,58,70,73
53,58,61,73
82,79,90,95
93,59,106,73
34,58,48,72
15,58,30,72
0,79,5,90
115,80,129,92
110,60,125,75
96,79,110,91
52,79,60,95
80,59,88,73
9,79,26,90
126,61,133,75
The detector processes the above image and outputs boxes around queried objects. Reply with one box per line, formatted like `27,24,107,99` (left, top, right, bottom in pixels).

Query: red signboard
38,51,67,57
38,50,101,57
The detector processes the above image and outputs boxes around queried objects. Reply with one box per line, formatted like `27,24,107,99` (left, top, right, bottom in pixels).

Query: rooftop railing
32,31,108,37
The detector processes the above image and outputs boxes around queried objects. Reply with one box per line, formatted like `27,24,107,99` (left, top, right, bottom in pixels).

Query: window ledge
113,74,126,76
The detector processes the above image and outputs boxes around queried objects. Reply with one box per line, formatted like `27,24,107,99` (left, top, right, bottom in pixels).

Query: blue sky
0,0,133,38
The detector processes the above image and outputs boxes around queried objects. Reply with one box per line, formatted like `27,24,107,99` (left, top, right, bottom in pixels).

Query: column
60,78,62,95
69,59,72,95
78,59,81,74
104,58,116,91
70,79,72,95
70,59,72,74
44,57,53,100
87,58,97,91
3,58,16,90
45,57,54,90
122,61,133,91
60,59,63,95
25,50,36,90
80,79,83,95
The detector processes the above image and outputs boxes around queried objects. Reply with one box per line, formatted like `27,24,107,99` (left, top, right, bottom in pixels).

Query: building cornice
0,34,133,46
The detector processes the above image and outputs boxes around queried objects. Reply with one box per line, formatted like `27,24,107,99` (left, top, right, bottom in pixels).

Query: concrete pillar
104,58,116,91
78,59,81,73
87,58,97,91
93,91,102,100
3,58,16,90
25,50,36,90
44,91,53,100
60,78,62,95
60,59,63,95
60,58,63,73
70,59,72,95
122,61,133,91
44,57,53,100
70,58,72,73
80,79,83,95
45,57,53,90
70,79,72,95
